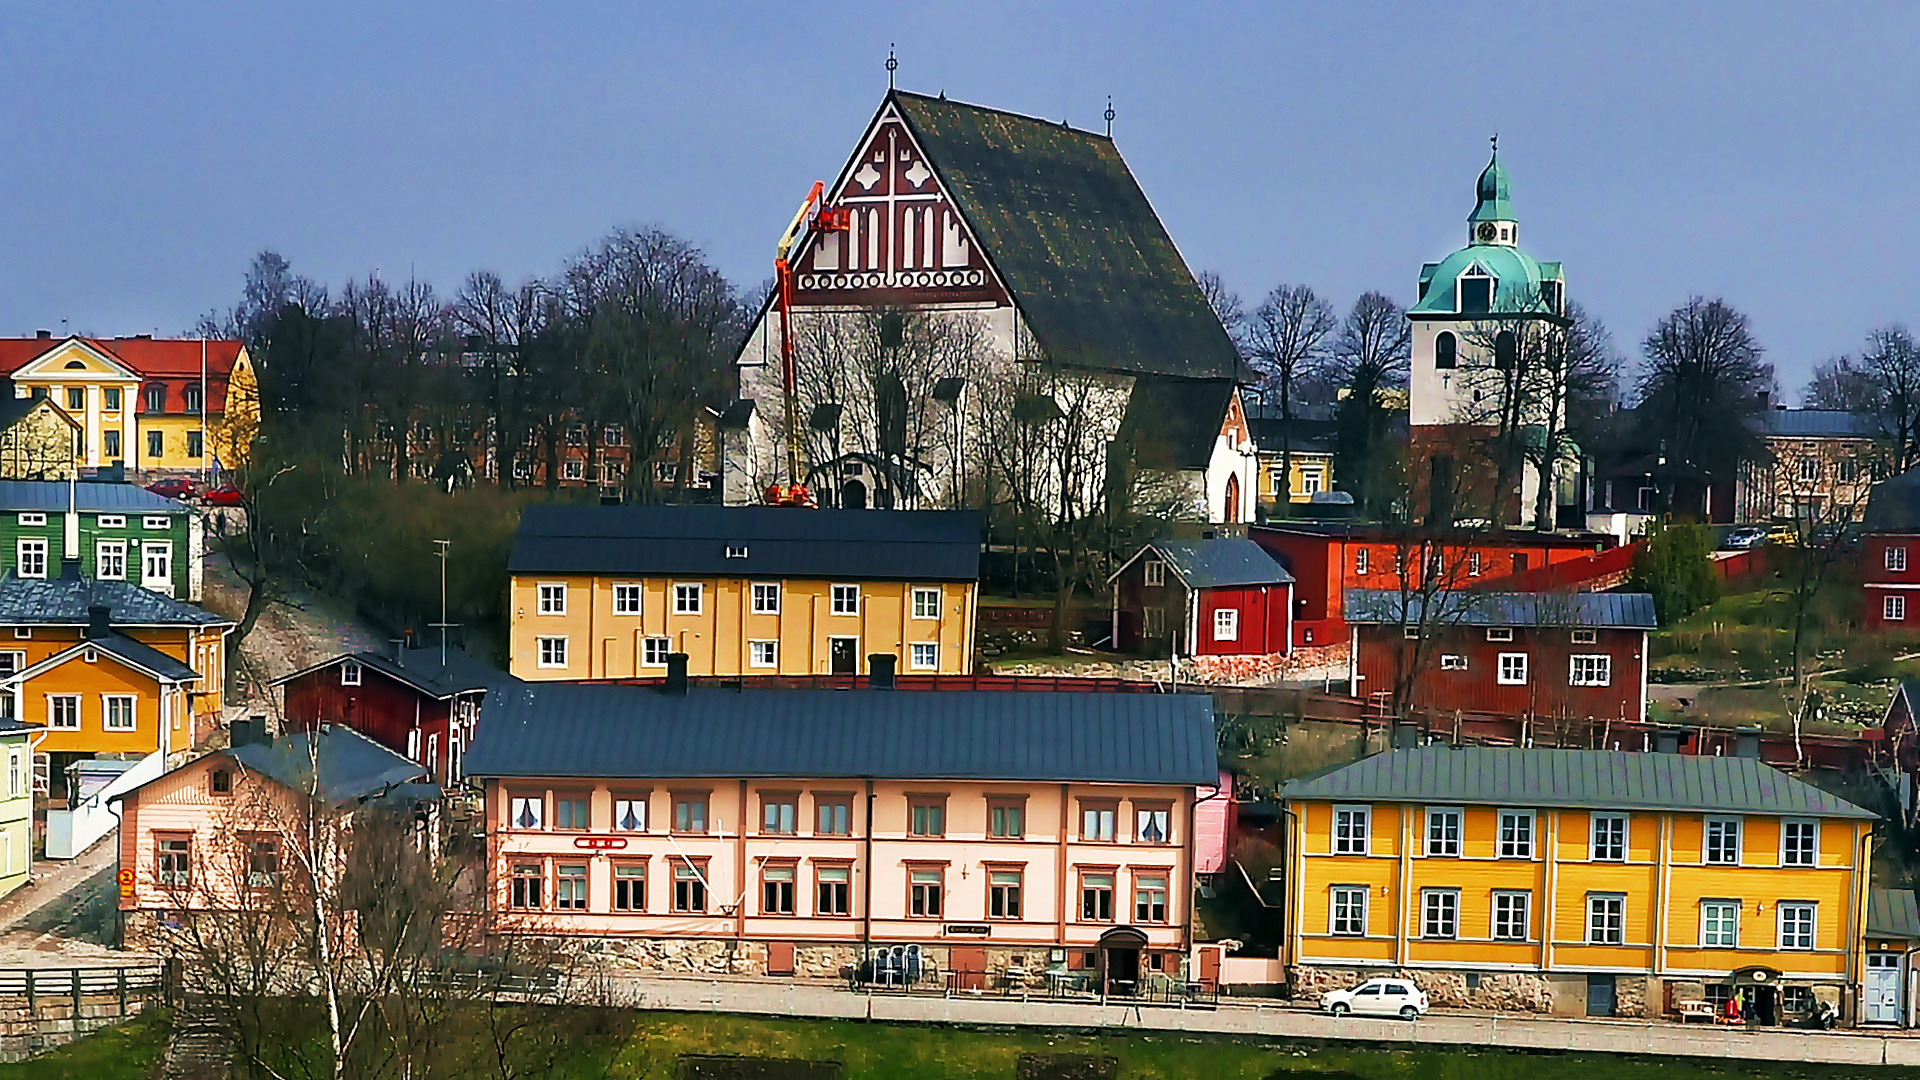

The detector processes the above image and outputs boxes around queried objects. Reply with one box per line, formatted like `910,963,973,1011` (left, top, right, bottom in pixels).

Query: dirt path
198,554,382,721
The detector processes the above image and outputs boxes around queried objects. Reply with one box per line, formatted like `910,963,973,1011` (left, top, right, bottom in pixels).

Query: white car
1320,978,1430,1019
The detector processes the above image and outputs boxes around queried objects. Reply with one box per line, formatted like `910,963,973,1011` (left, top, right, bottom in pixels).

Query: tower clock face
1477,222,1498,242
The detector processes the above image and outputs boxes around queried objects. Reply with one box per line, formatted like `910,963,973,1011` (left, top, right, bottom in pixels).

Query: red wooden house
273,647,519,786
1863,468,1920,632
1249,523,1609,650
1108,537,1293,662
1344,590,1656,722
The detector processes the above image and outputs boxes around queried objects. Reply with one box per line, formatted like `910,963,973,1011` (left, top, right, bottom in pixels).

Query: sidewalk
0,834,116,932
598,973,1920,1068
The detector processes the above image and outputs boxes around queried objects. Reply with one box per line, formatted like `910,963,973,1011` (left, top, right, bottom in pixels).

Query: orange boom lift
764,181,848,507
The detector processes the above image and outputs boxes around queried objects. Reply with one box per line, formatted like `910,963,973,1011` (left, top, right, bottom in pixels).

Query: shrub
1629,523,1721,625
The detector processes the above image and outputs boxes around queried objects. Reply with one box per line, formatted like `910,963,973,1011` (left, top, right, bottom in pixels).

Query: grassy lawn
0,1009,167,1080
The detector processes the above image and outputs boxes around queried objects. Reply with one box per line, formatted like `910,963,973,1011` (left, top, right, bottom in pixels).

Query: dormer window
1459,272,1494,314
725,545,748,559
1540,280,1562,313
1434,332,1457,370
341,661,362,687
183,383,203,414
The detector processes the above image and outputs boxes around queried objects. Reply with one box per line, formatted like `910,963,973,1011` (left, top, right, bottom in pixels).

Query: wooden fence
0,963,170,1061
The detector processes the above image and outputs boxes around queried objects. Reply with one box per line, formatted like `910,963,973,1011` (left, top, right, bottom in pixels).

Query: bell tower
1467,136,1518,247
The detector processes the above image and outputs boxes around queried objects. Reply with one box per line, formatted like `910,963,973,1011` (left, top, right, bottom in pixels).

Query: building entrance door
830,638,857,675
1867,952,1903,1024
1585,973,1616,1017
948,946,987,992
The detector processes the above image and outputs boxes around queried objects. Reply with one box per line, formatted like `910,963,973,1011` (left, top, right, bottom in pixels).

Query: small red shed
1109,537,1293,659
273,647,518,786
1345,590,1655,722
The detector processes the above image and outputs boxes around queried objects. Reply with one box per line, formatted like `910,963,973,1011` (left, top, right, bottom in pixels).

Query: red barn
1250,523,1609,649
1863,469,1920,632
1108,537,1292,664
1345,590,1655,722
273,647,519,786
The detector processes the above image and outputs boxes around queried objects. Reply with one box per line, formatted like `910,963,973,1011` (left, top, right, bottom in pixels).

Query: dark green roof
1281,746,1876,819
891,91,1247,382
1117,377,1238,468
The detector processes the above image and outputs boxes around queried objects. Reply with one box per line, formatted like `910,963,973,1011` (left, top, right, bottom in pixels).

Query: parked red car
146,478,197,499
203,485,244,507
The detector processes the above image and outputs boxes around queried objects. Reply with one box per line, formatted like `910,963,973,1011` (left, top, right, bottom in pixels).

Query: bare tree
1245,285,1337,514
1195,270,1246,353
1858,325,1920,472
1327,291,1410,517
1634,297,1773,504
1805,353,1881,413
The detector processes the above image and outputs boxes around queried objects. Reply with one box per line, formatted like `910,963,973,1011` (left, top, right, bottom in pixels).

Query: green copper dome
1468,149,1514,223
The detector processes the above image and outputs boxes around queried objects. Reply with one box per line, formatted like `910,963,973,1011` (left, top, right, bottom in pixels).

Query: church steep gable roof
890,91,1247,382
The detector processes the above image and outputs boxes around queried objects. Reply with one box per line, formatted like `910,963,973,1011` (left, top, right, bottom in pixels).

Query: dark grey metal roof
1868,889,1920,939
227,727,428,803
1145,538,1293,589
1343,590,1657,629
510,505,981,581
0,481,183,513
1281,746,1877,819
1759,409,1880,439
82,632,198,681
0,573,231,626
464,685,1217,786
1866,468,1920,532
271,647,520,698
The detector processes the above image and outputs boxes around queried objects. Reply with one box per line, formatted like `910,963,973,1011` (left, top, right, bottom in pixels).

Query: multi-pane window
1136,807,1170,844
96,541,126,580
762,865,796,914
816,797,852,836
536,636,567,668
48,695,79,730
613,864,646,911
1425,808,1461,857
1440,654,1468,670
1331,886,1367,936
247,837,279,887
556,864,588,910
1778,902,1816,950
1498,811,1533,858
537,583,566,615
1496,652,1529,685
1591,814,1627,861
673,583,702,615
830,584,859,615
1492,891,1530,940
1134,873,1168,923
157,837,191,888
909,643,939,669
508,796,543,830
66,387,84,410
147,430,164,458
912,588,941,619
816,866,851,915
988,800,1024,839
672,860,707,913
613,584,641,615
1081,803,1117,842
1701,900,1739,947
1354,548,1369,575
1569,655,1611,686
1782,820,1818,867
1587,894,1625,944
1080,873,1115,921
1888,596,1908,622
553,797,589,830
1485,627,1514,642
1798,457,1817,482
909,868,943,917
909,799,945,837
751,582,781,614
103,695,136,731
1422,889,1459,939
1143,560,1165,587
1213,609,1238,641
761,796,797,835
341,661,362,686
642,637,670,666
1705,817,1742,864
16,539,46,579
97,515,124,529
510,863,542,909
672,796,708,834
1142,606,1165,637
1334,807,1369,854
1888,546,1909,572
750,640,778,668
612,798,646,832
989,870,1023,919
1468,552,1482,576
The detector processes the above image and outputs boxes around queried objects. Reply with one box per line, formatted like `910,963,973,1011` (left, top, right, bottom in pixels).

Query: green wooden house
0,481,201,600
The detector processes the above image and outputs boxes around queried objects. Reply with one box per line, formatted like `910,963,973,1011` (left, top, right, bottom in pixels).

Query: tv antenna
429,539,458,665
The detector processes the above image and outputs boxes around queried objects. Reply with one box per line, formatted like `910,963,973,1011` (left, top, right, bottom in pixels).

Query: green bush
1629,523,1721,625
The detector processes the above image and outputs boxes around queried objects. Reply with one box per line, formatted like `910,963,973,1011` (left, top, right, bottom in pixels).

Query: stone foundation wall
1289,964,1555,1014
992,641,1348,689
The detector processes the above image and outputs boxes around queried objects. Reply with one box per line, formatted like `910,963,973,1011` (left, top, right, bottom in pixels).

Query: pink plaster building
462,670,1221,992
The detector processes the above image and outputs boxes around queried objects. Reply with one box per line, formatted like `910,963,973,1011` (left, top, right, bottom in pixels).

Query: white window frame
1492,890,1531,941
1213,608,1239,642
102,694,136,731
1330,885,1367,936
1778,902,1817,950
1888,546,1909,572
1485,626,1514,642
909,642,939,670
1468,551,1482,576
612,583,642,615
15,539,46,580
47,694,79,730
748,640,778,668
1143,560,1166,587
830,584,859,616
1587,893,1625,945
612,798,646,832
96,515,125,529
1704,816,1742,865
1354,548,1369,575
911,587,940,620
1701,899,1739,948
1421,888,1459,939
95,540,127,580
673,582,703,615
15,513,44,527
1142,606,1165,637
340,660,362,686
1570,629,1598,645
1496,652,1529,685
1301,468,1324,496
1424,807,1462,857
561,459,583,481
1590,813,1627,861
1781,819,1818,867
536,582,567,616
641,636,670,667
508,796,544,830
1332,805,1370,855
1498,810,1534,858
724,544,748,560
1887,595,1908,622
751,582,781,615
142,515,170,530
536,636,568,669
1440,654,1468,670
1569,654,1612,687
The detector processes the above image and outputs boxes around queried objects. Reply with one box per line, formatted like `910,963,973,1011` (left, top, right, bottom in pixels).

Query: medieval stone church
727,88,1257,523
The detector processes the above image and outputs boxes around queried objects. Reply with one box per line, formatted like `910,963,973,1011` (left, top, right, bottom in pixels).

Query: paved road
601,973,1919,1068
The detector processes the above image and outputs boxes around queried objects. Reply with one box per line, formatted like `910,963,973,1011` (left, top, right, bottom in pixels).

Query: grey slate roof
1759,409,1880,439
1868,889,1920,939
1281,746,1877,819
226,727,429,803
1134,538,1293,589
1865,468,1920,532
0,481,183,513
464,685,1217,787
891,91,1248,383
0,573,230,626
511,505,981,581
82,632,198,681
1343,590,1657,630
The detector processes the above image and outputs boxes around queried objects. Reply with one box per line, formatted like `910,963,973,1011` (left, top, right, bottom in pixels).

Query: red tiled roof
0,337,244,414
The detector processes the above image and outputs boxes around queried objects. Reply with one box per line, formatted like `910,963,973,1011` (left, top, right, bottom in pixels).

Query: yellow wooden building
0,575,233,789
1281,746,1878,1024
0,395,81,480
507,505,980,680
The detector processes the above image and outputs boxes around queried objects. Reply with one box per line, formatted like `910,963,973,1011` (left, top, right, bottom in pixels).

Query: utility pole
430,539,455,665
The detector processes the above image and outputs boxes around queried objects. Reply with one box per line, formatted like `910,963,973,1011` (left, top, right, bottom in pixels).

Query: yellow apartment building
1281,746,1879,1024
507,505,980,680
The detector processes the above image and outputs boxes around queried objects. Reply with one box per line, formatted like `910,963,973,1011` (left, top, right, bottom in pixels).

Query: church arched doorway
1224,474,1240,523
842,478,868,510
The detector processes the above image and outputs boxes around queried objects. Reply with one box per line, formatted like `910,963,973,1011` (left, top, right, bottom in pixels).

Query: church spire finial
1104,96,1115,137
1491,132,1498,156
886,44,897,90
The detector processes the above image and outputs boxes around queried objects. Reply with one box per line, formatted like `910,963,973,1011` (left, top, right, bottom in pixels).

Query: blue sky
1,2,1913,397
